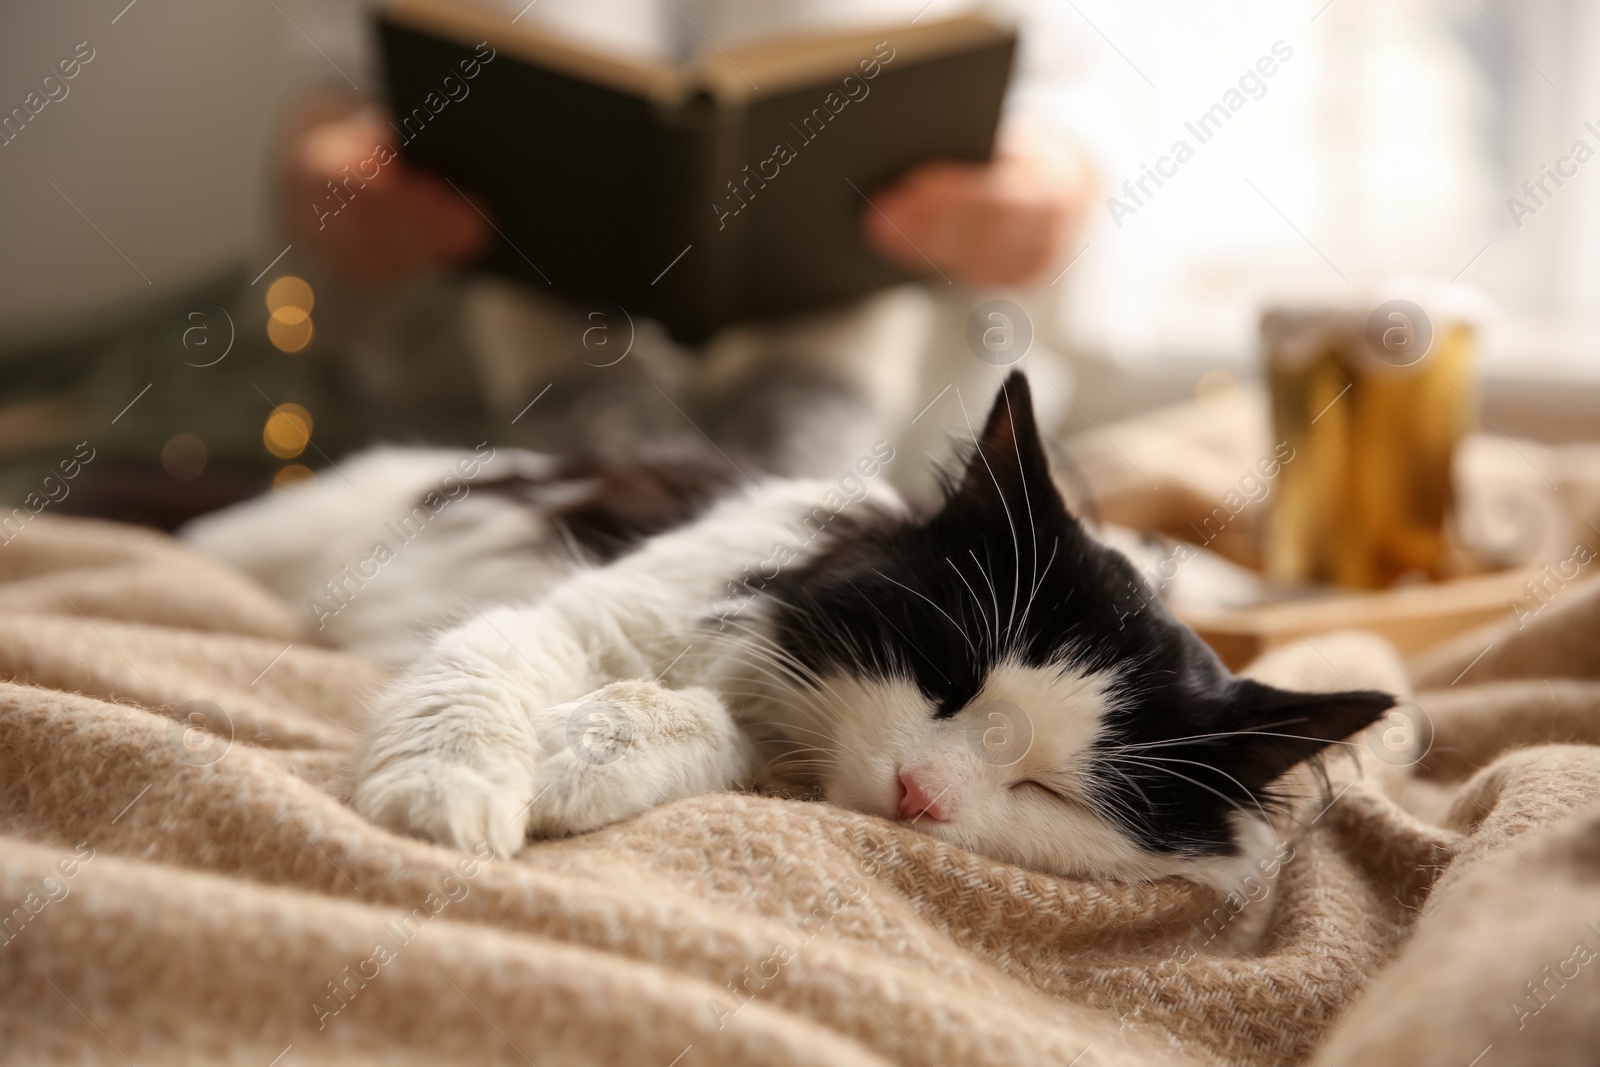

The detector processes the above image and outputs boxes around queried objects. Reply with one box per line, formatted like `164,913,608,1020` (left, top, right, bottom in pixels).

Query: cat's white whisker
1105,754,1273,827
868,567,976,659
1014,535,1060,641
956,386,1024,649
705,625,856,727
969,547,1005,656
944,556,994,656
1106,721,1365,753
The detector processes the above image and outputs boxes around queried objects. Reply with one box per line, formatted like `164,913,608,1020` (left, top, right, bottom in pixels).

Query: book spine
700,97,747,340
650,91,749,344
642,94,709,343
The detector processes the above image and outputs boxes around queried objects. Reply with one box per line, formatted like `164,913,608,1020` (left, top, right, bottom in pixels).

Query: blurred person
280,0,1101,481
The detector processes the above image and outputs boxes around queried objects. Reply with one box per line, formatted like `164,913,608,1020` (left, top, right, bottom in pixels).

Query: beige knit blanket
2,516,1599,1066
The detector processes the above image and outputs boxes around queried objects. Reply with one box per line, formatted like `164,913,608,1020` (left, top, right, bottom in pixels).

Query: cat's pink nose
897,771,948,822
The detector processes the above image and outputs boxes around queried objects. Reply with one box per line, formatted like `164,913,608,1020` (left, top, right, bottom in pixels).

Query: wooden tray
1178,566,1542,671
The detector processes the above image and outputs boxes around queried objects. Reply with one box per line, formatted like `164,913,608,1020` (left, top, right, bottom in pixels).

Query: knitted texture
2,516,1598,1066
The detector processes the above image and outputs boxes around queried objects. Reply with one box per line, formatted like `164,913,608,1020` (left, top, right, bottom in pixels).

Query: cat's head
768,372,1393,888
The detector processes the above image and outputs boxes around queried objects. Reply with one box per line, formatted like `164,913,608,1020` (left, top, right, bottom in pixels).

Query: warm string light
263,403,313,459
263,274,317,487
161,433,207,481
273,464,315,490
266,275,315,353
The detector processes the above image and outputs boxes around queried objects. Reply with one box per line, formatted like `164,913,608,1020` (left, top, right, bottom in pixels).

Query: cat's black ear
1219,680,1395,791
947,372,1061,515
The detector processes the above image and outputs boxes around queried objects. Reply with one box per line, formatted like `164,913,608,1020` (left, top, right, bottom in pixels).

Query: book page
384,0,685,100
695,14,1014,103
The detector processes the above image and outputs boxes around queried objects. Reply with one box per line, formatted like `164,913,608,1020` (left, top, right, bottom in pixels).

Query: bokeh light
160,433,208,480
272,464,315,491
267,315,314,353
263,403,313,459
265,275,314,318
266,275,315,353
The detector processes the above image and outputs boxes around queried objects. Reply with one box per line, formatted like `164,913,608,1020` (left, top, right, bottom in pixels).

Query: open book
376,0,1016,341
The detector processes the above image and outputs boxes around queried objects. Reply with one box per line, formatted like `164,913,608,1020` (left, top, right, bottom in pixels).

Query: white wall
0,0,302,349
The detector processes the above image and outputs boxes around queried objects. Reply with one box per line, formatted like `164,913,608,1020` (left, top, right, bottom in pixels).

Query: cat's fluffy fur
185,373,1393,892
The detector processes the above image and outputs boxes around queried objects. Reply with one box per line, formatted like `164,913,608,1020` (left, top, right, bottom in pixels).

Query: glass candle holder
1262,286,1481,590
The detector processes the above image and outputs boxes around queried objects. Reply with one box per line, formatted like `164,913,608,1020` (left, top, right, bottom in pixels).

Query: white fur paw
351,629,548,857
350,751,538,858
526,680,750,837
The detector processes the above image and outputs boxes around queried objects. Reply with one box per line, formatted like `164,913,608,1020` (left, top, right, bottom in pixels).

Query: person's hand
284,108,493,285
861,129,1092,288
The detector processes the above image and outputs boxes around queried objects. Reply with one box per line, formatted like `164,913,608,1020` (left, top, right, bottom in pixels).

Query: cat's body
186,375,1393,891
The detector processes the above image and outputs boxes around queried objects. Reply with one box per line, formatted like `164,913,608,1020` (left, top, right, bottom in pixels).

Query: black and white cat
186,373,1393,890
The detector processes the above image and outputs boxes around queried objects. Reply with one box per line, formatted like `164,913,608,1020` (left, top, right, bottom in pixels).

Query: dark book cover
376,0,1016,343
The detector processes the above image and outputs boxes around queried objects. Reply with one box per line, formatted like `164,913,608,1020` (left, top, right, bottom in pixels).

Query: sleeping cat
185,372,1393,890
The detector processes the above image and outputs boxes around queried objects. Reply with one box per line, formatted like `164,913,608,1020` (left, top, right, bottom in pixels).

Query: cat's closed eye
1009,779,1068,803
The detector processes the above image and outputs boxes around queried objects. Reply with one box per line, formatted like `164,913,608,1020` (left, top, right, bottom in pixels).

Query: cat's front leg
351,604,751,854
349,604,589,857
527,680,753,837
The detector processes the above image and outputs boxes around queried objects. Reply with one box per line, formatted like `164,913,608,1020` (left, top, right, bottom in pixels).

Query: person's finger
290,135,493,281
331,184,489,282
398,173,493,257
928,160,1079,285
861,164,981,271
298,120,403,194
